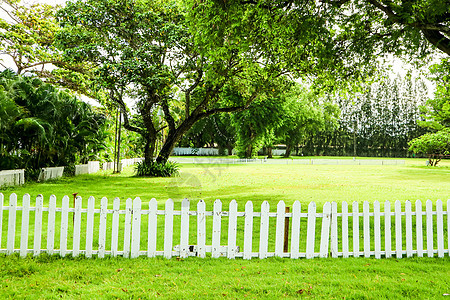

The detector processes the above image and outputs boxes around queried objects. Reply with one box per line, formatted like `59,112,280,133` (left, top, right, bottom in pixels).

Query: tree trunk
284,144,292,158
143,137,156,165
227,144,233,156
267,147,273,158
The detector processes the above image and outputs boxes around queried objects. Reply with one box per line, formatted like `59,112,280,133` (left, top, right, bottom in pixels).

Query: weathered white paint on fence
180,199,190,259
38,167,64,182
352,202,360,257
111,197,120,257
426,200,433,257
306,202,316,259
0,193,448,260
124,198,133,258
384,201,392,258
98,197,108,258
275,201,285,257
131,197,142,258
86,196,95,258
47,195,56,255
148,198,158,258
244,201,253,260
212,200,222,259
227,200,237,259
290,201,301,259
259,201,270,259
33,195,43,256
197,200,206,258
163,199,174,259
395,200,402,259
7,193,17,255
0,169,25,187
416,200,423,257
20,194,30,258
60,196,69,257
73,196,82,257
342,201,349,258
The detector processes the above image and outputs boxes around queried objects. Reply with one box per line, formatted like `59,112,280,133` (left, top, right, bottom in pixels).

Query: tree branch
111,90,143,134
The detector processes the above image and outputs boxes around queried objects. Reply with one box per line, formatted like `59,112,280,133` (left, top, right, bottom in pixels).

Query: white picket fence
0,193,448,259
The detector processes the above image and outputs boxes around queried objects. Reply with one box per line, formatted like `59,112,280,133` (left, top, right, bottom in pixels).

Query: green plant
134,160,179,177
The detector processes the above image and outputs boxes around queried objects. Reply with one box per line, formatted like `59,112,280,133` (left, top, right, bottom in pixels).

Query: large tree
56,0,336,165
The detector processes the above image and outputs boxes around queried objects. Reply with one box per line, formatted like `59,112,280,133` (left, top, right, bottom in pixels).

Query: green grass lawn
0,158,449,299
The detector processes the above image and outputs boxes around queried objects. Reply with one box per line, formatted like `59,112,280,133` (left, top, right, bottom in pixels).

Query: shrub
134,160,179,177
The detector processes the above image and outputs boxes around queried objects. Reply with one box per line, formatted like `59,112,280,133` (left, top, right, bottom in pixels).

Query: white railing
0,170,25,187
171,157,406,165
37,167,64,182
0,193,448,259
172,147,220,156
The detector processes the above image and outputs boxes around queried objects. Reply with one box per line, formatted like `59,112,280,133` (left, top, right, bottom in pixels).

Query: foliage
0,70,108,172
0,0,60,74
408,128,450,166
134,160,179,177
419,59,450,131
301,72,429,157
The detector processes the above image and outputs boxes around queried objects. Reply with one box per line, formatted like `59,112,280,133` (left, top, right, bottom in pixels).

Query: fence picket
85,196,95,258
124,198,133,258
33,194,44,256
426,200,433,257
415,200,423,257
405,201,413,257
436,200,444,258
197,200,206,258
352,202,360,257
179,199,190,258
60,196,69,257
148,198,158,258
47,195,56,255
163,199,174,259
384,201,392,258
320,202,331,258
330,202,338,258
395,200,402,258
363,201,370,258
98,197,108,258
111,198,120,257
73,196,82,257
7,193,17,255
447,199,450,256
243,201,253,260
212,200,223,258
227,200,238,259
1,195,447,260
275,201,285,257
0,194,3,248
374,201,381,259
131,197,142,258
20,194,30,258
306,202,316,259
290,201,301,259
342,201,349,258
259,201,270,259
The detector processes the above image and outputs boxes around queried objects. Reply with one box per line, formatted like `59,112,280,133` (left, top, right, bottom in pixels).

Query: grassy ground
0,254,449,299
0,157,449,299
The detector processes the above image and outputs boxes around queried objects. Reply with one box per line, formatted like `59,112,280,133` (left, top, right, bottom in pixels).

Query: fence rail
0,193,448,259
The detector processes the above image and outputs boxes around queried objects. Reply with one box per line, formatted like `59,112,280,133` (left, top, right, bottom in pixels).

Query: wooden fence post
284,206,290,253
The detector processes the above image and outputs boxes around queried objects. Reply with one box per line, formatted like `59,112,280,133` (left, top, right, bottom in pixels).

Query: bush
134,160,179,177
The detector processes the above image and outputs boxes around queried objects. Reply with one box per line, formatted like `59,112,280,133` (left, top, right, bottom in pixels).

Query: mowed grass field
0,157,449,299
